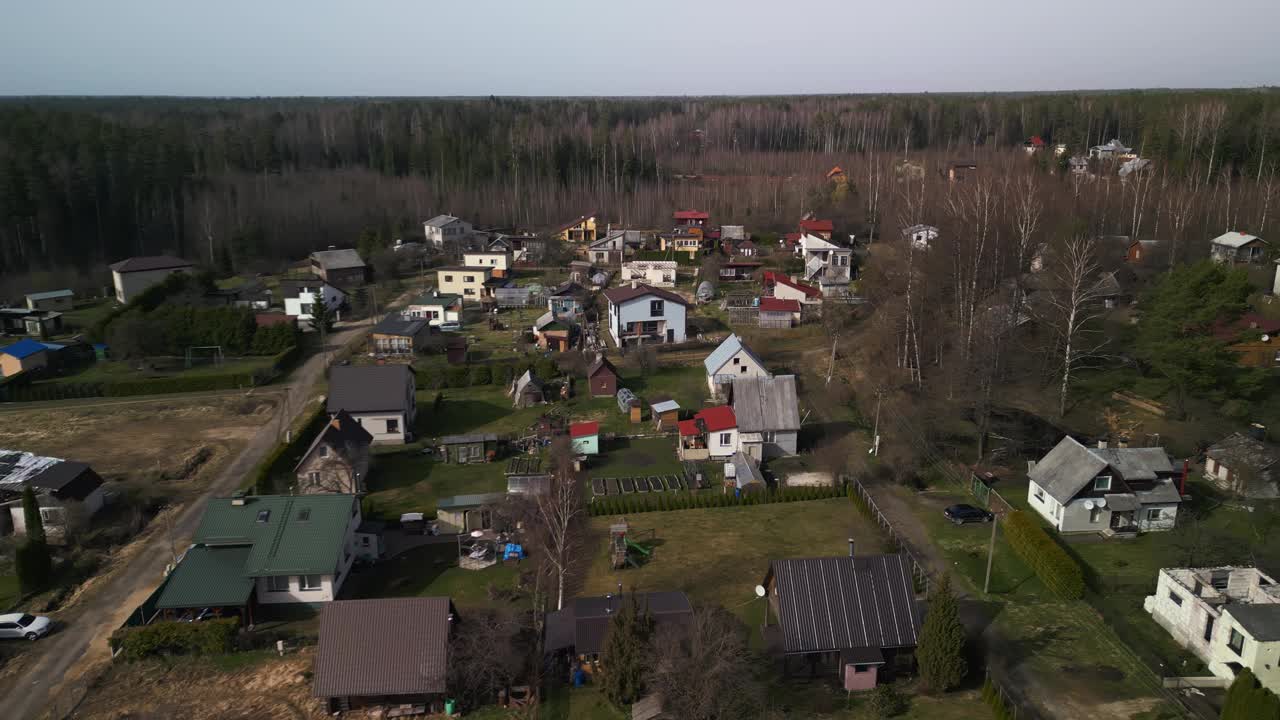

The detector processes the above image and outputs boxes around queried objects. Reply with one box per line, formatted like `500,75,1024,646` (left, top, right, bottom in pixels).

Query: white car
0,613,52,641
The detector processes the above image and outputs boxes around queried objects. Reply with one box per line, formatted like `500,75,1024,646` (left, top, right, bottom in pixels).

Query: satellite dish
754,585,767,598
1264,334,1271,342
1084,500,1095,510
1096,498,1107,508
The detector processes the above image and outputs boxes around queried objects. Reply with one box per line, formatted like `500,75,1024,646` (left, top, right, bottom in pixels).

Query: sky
1,0,1277,96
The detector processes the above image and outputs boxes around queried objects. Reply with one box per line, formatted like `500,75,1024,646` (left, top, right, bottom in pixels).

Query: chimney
330,415,342,430
848,538,856,558
1097,440,1108,449
231,490,247,506
631,280,638,289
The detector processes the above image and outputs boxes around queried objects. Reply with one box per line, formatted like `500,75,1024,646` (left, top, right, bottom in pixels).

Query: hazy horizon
2,0,1277,96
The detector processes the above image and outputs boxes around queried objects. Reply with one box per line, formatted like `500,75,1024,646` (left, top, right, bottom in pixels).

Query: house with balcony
370,313,430,355
553,214,598,245
435,266,494,302
587,230,626,266
1210,232,1268,265
673,210,709,230
602,284,687,348
1027,436,1182,536
677,405,738,461
1145,566,1280,694
659,233,704,260
281,279,347,326
796,234,853,296
798,218,834,240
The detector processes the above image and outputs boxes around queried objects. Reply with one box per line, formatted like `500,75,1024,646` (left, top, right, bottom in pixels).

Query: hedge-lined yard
1002,510,1085,600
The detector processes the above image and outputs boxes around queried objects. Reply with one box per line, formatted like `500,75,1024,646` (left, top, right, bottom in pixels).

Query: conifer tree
917,574,968,692
601,593,654,707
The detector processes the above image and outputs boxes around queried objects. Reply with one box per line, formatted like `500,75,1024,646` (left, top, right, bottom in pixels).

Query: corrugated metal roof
155,546,255,609
314,597,451,698
650,400,680,414
109,255,192,273
730,452,765,489
767,554,921,654
0,338,50,360
570,421,599,438
731,375,800,433
311,248,366,270
694,405,737,432
1211,231,1264,249
1030,437,1173,504
436,492,507,510
194,494,357,576
546,592,693,655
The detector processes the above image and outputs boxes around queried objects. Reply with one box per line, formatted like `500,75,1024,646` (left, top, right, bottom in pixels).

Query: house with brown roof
309,248,369,287
586,354,618,397
313,597,455,714
294,411,373,495
673,210,709,230
545,591,693,667
554,213,599,245
603,283,688,348
798,218,834,240
109,255,193,303
762,546,922,690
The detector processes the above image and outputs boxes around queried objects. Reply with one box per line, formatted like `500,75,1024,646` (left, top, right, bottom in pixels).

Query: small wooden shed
570,421,600,455
651,400,680,430
511,370,545,408
439,433,499,463
586,355,618,398
435,492,506,533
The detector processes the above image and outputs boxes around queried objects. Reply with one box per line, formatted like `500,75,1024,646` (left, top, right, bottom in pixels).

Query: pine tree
600,593,654,708
22,484,46,545
917,574,968,692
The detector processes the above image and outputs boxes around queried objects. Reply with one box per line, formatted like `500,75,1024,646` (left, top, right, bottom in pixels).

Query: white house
902,224,939,252
281,279,347,326
1210,231,1268,265
326,365,417,444
703,334,771,398
732,375,801,460
423,215,473,248
1145,566,1280,694
602,283,688,348
677,405,739,461
770,275,822,306
621,260,678,288
462,251,512,277
1027,436,1182,535
1090,139,1135,161
587,231,626,266
796,234,852,296
406,291,463,326
0,451,106,538
109,256,193,304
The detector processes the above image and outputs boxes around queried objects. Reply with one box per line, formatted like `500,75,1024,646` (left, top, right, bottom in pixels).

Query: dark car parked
944,504,994,525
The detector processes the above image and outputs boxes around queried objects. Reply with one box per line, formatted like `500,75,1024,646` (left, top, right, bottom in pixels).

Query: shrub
469,365,492,386
445,366,471,388
1002,511,1085,600
867,684,909,717
110,618,239,660
15,539,53,594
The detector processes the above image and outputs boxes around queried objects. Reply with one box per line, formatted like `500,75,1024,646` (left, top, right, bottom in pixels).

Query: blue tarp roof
0,338,49,359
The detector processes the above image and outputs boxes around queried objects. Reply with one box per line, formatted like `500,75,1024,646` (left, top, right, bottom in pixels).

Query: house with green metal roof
150,493,363,622
406,291,463,326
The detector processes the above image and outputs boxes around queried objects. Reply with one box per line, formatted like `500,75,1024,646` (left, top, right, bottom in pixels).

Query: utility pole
825,334,838,385
871,388,884,456
984,513,999,594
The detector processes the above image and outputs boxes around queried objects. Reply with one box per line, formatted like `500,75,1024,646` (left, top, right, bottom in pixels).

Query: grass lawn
36,355,275,386
578,499,885,625
0,574,19,611
343,543,524,610
363,447,509,519
60,299,114,332
586,436,683,478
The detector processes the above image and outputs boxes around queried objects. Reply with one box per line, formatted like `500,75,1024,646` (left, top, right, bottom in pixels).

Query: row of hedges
244,402,330,494
587,484,845,516
110,618,239,660
418,357,561,390
1002,510,1086,600
981,676,1018,720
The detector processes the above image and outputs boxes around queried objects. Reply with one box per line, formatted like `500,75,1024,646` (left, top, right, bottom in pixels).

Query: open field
35,355,277,386
0,393,279,488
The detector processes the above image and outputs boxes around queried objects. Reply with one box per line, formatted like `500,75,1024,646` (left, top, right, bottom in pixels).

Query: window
740,365,748,374
719,433,732,446
1089,507,1102,524
318,445,329,458
444,275,454,283
39,508,64,524
762,431,776,443
1204,615,1216,643
361,536,371,547
731,357,740,365
307,471,320,487
297,507,311,522
1033,486,1045,502
1168,590,1183,606
1228,628,1245,655
386,418,400,434
1147,509,1162,521
299,575,323,591
464,275,475,283
256,509,271,523
300,303,313,316
464,289,475,296
1093,475,1112,491
650,300,664,317
267,576,289,593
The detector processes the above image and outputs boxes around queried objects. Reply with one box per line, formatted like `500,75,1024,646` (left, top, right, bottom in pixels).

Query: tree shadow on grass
342,544,455,599
418,398,509,436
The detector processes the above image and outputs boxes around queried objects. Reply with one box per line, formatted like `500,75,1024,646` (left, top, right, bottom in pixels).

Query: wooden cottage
439,433,499,464
586,355,619,398
511,370,545,408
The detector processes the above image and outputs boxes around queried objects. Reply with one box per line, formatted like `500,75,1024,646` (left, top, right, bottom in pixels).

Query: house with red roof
570,421,600,455
677,405,738,461
673,210,710,229
766,273,822,305
1023,136,1046,154
759,297,802,329
799,219,834,240
719,259,764,282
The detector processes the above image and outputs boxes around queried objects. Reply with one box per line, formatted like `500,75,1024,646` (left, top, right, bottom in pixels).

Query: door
666,329,674,343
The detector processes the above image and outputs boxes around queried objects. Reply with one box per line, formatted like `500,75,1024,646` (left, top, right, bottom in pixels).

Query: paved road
1,321,373,720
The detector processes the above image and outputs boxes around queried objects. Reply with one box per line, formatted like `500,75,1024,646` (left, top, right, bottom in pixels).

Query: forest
0,90,1278,298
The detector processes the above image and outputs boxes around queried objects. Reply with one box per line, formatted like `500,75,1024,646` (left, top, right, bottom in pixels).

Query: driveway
0,320,376,720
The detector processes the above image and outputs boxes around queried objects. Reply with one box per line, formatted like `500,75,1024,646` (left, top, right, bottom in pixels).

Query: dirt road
1,321,373,720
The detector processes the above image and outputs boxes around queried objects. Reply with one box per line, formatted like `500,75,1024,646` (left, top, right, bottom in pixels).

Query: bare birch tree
1045,237,1108,418
532,436,585,610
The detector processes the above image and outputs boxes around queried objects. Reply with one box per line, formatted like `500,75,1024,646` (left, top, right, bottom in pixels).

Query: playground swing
608,519,655,570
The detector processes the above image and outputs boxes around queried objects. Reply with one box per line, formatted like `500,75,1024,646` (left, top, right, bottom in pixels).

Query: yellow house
659,234,703,259
435,266,494,302
554,214,598,245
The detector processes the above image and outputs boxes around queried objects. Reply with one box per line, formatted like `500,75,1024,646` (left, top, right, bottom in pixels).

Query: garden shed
586,355,618,397
511,370,545,408
439,433,499,464
570,421,600,455
435,492,506,533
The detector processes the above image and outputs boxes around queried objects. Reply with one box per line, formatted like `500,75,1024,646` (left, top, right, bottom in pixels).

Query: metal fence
846,475,931,594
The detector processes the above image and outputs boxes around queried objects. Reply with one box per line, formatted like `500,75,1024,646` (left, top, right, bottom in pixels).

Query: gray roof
1207,432,1280,471
440,433,498,445
311,248,366,270
1135,482,1183,505
703,334,765,377
730,452,765,489
436,492,507,510
327,365,415,414
25,289,73,301
109,255,192,273
1225,603,1280,642
650,400,680,414
766,554,921,654
293,410,373,473
372,313,428,337
514,370,543,396
545,592,693,655
1103,493,1140,512
1029,436,1172,504
1211,231,1265,249
731,375,800,433
314,597,451,698
424,214,461,228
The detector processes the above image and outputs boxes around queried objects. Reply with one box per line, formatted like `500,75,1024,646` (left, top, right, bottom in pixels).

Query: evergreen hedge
587,485,844,516
1002,511,1085,600
981,677,1016,720
1222,668,1280,720
245,402,329,493
109,618,239,660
